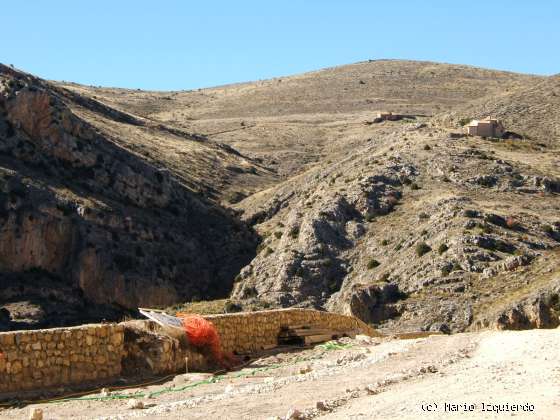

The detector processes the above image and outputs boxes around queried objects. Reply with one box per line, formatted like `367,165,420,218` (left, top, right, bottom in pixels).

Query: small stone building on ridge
465,117,505,138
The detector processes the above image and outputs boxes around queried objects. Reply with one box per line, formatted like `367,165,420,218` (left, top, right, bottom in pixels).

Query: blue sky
2,1,558,90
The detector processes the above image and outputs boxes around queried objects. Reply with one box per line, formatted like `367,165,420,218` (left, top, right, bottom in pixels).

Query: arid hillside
227,99,560,329
0,64,258,329
438,74,560,145
1,60,558,333
59,60,540,183
61,60,538,119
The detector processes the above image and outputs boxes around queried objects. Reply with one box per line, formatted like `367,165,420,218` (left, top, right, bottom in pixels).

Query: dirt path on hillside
2,329,559,419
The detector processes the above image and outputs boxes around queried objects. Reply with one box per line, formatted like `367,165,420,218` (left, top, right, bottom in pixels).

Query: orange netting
176,313,237,369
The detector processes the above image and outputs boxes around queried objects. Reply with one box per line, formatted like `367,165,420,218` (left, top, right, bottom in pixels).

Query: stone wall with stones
120,309,376,375
0,309,376,396
121,320,208,376
205,308,379,354
0,324,124,395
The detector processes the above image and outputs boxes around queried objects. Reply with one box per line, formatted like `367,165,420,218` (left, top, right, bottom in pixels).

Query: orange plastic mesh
176,313,231,367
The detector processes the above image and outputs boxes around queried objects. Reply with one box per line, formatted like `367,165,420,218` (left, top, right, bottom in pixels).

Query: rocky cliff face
0,65,257,329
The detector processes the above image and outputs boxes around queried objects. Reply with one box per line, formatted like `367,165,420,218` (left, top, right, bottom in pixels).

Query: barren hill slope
60,60,541,182
438,74,560,145
61,60,539,120
1,60,558,333
229,117,560,332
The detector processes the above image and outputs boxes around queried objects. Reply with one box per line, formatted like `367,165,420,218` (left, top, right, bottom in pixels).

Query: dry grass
165,299,231,315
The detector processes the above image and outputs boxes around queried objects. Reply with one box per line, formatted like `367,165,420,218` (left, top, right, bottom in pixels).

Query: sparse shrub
441,265,451,277
379,272,390,282
543,225,554,235
463,209,478,218
484,213,507,228
477,222,493,234
367,259,380,269
476,175,498,188
423,144,432,151
415,242,431,257
452,262,462,272
264,247,274,256
495,241,516,254
386,194,399,208
225,191,246,204
381,239,389,246
289,226,300,239
410,183,421,190
458,118,471,126
505,217,520,230
243,286,258,298
327,278,340,293
274,231,283,239
394,241,403,251
225,301,243,313
420,229,428,236
438,243,449,255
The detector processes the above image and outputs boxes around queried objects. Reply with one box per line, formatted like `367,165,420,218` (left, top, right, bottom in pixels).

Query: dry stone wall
122,320,208,376
0,309,376,396
205,308,379,354
0,324,124,395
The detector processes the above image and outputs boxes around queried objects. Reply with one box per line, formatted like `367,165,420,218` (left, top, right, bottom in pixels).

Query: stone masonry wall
122,309,377,373
0,309,375,396
205,308,379,354
0,324,124,395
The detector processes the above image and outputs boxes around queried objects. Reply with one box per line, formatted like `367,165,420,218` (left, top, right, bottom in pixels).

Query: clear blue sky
2,1,558,90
